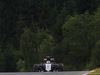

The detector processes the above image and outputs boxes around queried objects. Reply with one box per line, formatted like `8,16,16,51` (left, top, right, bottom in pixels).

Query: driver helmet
46,60,50,64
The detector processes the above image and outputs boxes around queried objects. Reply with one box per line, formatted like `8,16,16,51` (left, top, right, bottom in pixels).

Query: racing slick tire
33,64,39,72
58,63,63,72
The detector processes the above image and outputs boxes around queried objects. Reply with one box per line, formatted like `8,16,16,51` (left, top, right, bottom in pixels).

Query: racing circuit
0,57,90,75
0,71,90,75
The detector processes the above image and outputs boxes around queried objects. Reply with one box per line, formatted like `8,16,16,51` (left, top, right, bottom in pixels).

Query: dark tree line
0,0,100,71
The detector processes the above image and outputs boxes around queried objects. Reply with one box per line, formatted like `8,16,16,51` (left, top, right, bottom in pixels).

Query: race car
33,56,63,72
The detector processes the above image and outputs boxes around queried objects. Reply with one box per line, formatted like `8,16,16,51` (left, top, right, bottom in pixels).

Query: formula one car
33,56,63,72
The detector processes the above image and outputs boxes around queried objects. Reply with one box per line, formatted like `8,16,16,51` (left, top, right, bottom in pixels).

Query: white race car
33,57,63,72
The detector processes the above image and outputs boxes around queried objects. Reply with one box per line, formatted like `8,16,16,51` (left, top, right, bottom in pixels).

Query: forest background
0,0,100,72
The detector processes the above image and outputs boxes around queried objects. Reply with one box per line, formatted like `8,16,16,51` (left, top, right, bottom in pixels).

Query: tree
20,28,37,71
38,33,55,61
86,7,100,70
90,40,100,69
4,43,17,72
62,12,93,70
91,7,100,42
0,46,5,72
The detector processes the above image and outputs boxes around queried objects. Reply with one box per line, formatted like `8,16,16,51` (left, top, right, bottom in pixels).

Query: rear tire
33,64,39,72
58,63,63,72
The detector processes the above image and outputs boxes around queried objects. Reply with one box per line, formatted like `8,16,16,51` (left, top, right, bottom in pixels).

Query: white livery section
45,64,51,72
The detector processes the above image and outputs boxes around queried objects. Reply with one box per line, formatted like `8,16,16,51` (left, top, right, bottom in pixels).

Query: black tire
40,67,44,72
33,64,39,72
58,63,63,72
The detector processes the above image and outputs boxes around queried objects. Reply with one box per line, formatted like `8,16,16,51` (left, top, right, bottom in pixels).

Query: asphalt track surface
0,71,89,75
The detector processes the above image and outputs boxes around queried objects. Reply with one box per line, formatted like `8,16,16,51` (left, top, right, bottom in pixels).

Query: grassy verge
87,68,100,75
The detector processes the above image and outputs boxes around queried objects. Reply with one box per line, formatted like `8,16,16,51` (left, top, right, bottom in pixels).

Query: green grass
87,68,100,75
